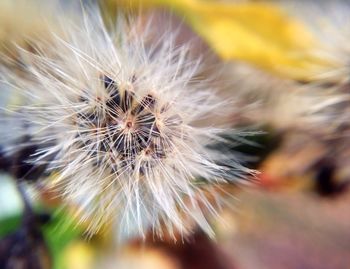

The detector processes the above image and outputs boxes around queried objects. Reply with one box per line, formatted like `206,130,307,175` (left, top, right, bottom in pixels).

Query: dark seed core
76,75,183,173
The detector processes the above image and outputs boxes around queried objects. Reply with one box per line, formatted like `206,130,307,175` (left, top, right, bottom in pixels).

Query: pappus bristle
1,5,252,239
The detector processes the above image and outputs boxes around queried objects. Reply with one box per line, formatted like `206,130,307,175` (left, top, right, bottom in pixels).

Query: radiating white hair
1,5,252,239
280,0,350,84
276,0,350,131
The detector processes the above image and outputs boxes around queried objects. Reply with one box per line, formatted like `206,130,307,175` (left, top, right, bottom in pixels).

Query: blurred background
1,0,350,268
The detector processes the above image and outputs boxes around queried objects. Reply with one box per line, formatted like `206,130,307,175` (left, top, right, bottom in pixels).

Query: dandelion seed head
223,64,347,133
1,6,250,239
281,1,350,85
276,1,350,132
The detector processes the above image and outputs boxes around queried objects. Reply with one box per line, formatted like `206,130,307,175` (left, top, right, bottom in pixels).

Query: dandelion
254,1,350,195
224,64,345,133
277,1,350,130
1,5,251,239
280,1,350,85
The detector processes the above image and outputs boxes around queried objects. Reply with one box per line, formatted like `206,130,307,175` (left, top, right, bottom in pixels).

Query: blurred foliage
0,208,82,269
0,215,22,238
43,211,83,269
105,0,329,80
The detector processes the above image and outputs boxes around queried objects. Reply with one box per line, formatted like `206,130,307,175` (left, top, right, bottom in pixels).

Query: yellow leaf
106,0,327,80
180,2,319,80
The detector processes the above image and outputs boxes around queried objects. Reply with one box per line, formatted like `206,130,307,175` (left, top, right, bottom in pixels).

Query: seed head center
121,115,136,131
126,121,133,128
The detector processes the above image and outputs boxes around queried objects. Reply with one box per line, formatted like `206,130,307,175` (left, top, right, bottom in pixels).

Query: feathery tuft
1,6,250,239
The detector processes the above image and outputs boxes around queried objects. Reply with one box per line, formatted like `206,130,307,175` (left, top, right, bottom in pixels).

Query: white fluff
281,0,350,84
277,1,350,131
1,6,250,239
